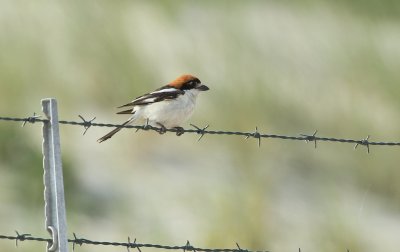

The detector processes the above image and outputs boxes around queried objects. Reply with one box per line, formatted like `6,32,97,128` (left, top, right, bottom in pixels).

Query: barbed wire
1,114,400,152
0,231,268,252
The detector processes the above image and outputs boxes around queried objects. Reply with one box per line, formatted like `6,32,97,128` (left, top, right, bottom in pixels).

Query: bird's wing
117,86,185,108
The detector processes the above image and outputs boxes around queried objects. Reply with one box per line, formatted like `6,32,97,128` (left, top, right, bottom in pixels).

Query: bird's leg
156,122,167,134
141,118,150,131
174,127,185,136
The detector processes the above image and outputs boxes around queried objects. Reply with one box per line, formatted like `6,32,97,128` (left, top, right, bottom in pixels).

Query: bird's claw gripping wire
137,118,150,132
300,130,318,148
156,122,167,134
78,115,96,135
354,135,370,153
245,126,261,147
22,112,41,127
190,124,209,142
173,127,185,136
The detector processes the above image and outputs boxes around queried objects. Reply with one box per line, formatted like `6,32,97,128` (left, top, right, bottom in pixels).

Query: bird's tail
97,119,132,143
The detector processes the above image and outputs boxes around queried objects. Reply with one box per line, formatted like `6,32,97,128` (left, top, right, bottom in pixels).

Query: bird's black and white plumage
97,74,209,143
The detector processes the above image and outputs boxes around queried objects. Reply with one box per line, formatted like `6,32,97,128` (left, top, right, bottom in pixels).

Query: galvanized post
42,98,69,252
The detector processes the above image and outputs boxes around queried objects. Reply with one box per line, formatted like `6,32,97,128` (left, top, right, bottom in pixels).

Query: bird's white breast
134,89,200,128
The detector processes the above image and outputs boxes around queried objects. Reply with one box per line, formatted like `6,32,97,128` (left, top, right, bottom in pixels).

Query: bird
97,74,209,143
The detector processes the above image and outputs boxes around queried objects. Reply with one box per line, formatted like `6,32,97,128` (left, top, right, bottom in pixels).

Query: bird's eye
190,81,196,86
182,79,199,90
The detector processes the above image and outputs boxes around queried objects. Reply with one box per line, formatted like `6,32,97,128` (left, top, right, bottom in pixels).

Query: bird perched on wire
97,74,209,143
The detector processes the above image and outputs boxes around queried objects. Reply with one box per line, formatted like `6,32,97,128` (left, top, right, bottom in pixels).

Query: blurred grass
1,1,400,252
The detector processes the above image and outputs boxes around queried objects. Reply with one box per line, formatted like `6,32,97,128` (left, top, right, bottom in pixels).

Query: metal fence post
42,98,69,252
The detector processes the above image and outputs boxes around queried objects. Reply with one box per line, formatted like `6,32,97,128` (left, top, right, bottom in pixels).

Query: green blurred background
1,1,400,251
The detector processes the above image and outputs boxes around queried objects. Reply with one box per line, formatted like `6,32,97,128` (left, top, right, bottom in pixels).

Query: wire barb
14,231,31,247
72,233,84,251
127,237,131,252
78,115,96,135
236,243,243,252
354,135,370,153
190,124,209,142
183,240,195,252
132,238,142,252
22,112,41,127
245,127,261,147
300,130,318,148
127,237,142,252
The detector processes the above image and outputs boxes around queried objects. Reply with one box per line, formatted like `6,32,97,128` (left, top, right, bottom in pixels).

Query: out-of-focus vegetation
1,1,400,252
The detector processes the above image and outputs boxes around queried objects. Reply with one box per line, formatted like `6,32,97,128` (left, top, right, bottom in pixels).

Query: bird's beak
196,84,209,91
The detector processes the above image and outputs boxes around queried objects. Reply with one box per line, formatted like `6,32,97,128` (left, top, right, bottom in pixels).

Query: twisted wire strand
0,233,267,252
1,116,399,147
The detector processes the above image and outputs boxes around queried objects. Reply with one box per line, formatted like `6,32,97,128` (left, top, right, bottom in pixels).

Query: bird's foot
139,118,151,131
156,122,167,134
174,127,185,136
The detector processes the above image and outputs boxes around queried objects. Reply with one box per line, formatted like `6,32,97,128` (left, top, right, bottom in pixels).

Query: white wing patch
150,88,180,94
136,97,157,103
